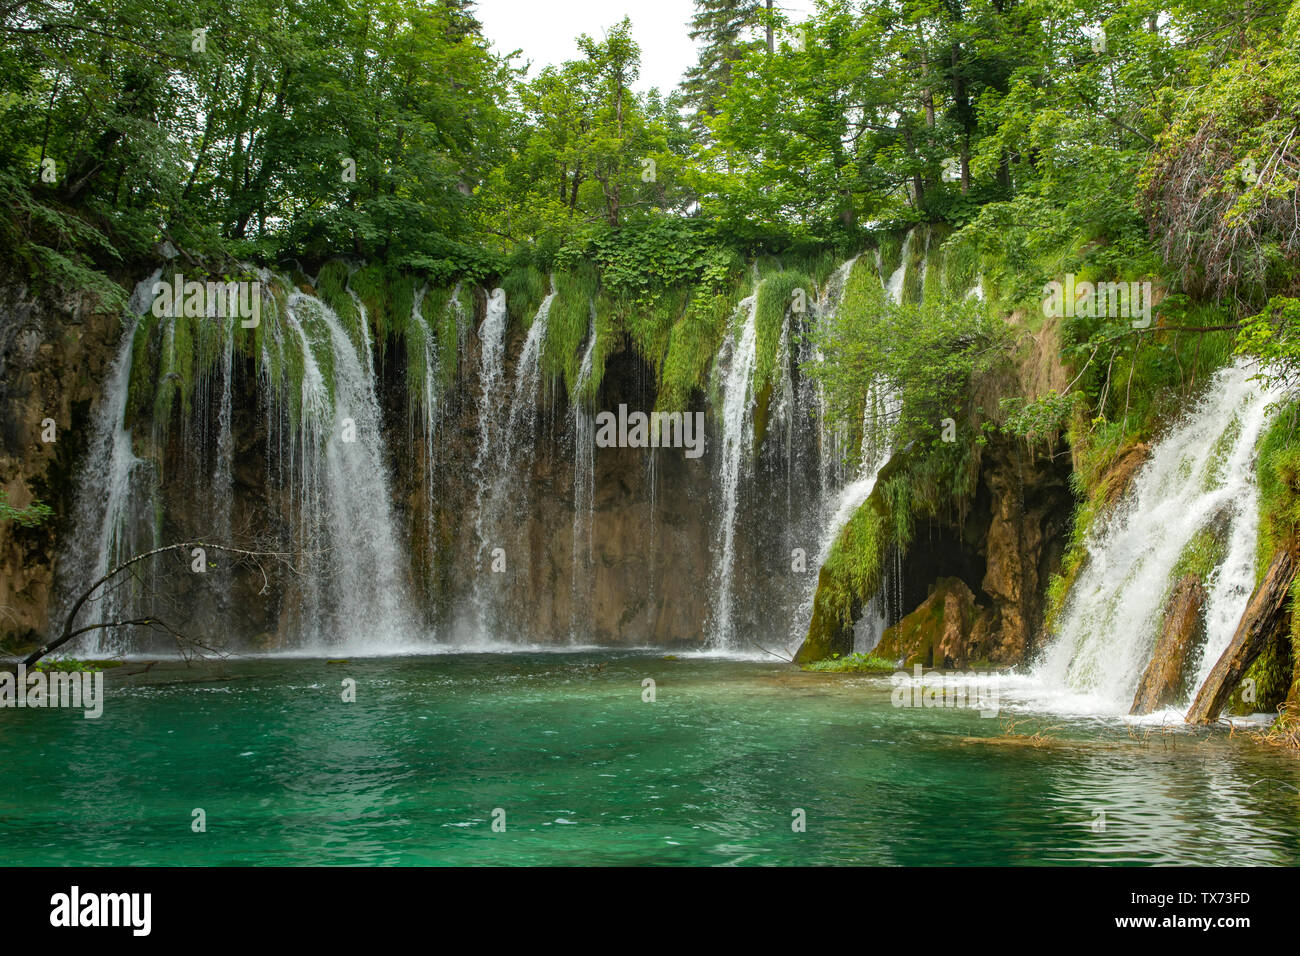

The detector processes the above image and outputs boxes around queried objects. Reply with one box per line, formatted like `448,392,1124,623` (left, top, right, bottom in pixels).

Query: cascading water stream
787,253,908,654
709,291,760,649
55,273,161,657
278,292,416,650
884,230,912,304
469,288,510,636
1033,361,1282,713
570,305,598,638
467,280,557,639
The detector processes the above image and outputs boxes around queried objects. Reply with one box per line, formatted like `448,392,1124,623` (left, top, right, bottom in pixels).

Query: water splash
1034,362,1281,712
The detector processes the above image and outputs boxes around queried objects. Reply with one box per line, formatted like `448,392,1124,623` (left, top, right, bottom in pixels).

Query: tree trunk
1185,550,1295,724
1131,574,1205,714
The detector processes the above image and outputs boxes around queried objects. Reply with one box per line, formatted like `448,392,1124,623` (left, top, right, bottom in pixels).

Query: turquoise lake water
1,652,1297,865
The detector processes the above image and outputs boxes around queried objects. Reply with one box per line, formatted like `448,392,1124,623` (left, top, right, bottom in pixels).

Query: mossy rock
874,577,979,668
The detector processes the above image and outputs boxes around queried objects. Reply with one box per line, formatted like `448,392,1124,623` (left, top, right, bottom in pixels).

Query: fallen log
1185,550,1295,725
1132,574,1206,715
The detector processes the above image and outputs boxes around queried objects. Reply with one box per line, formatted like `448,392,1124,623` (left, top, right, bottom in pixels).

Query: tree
682,0,761,127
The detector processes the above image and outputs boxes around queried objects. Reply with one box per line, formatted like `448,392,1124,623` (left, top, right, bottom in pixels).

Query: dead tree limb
1185,550,1296,725
24,541,312,666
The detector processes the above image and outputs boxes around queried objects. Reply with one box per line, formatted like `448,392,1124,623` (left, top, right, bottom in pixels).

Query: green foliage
1236,297,1300,398
810,283,1007,460
801,652,895,673
1001,390,1086,450
1255,402,1300,574
543,264,601,399
582,221,716,301
502,266,547,328
0,489,53,528
1,1,513,292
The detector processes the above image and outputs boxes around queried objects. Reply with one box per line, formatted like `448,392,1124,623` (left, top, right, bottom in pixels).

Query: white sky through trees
476,0,819,94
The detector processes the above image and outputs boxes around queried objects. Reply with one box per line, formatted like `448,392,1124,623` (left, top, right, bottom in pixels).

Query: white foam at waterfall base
1026,361,1282,715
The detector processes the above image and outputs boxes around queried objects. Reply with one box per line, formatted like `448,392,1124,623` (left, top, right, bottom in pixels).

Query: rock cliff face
0,280,122,649
418,336,719,646
861,440,1073,668
794,433,1074,668
2,270,1072,662
0,277,808,653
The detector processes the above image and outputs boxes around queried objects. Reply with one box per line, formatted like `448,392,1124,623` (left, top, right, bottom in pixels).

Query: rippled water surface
1,653,1297,865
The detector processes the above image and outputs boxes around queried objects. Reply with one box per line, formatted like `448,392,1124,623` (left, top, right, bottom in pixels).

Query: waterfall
54,274,161,657
276,292,416,651
504,280,556,463
60,270,423,655
570,306,598,637
469,288,510,636
469,282,556,639
884,230,912,304
709,292,760,648
787,254,904,654
408,285,440,586
1034,362,1282,712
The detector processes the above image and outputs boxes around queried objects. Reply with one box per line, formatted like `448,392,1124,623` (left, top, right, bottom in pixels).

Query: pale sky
476,0,820,94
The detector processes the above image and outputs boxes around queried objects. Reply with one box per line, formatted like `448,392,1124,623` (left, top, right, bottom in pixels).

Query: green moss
348,263,390,346
578,291,621,407
1256,401,1300,577
754,271,810,400
543,264,600,400
657,288,733,413
1230,631,1294,714
798,465,895,665
502,265,546,328
1172,527,1229,584
877,232,904,281
801,652,896,673
902,227,929,304
621,284,686,375
920,224,950,303
388,275,417,342
315,261,364,354
125,311,161,430
941,231,982,297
